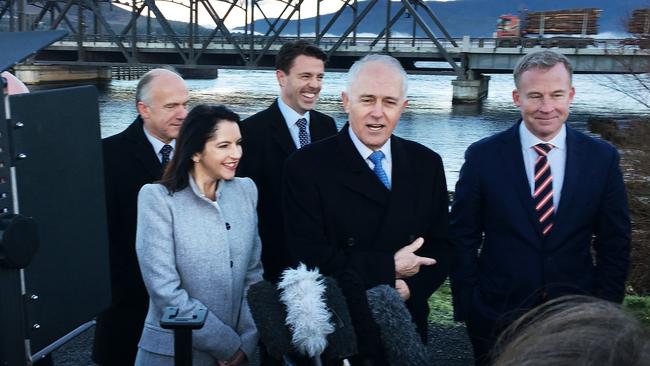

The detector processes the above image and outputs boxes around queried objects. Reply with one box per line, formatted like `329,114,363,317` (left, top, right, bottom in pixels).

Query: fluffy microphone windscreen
247,280,292,360
366,285,432,366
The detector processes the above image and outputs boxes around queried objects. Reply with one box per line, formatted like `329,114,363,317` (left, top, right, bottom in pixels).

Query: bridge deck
40,36,650,74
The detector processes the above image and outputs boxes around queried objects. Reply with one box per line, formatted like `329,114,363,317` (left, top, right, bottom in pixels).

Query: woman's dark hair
159,104,240,193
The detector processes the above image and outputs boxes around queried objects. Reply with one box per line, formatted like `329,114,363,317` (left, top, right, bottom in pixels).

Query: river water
97,70,648,188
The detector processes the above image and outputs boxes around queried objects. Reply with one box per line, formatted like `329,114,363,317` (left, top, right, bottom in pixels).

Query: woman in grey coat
135,105,262,366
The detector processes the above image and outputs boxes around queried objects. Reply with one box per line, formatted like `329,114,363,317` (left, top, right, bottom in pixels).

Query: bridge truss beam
0,0,464,77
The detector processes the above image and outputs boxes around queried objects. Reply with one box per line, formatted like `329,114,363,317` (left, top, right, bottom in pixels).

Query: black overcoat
93,117,164,365
283,124,451,357
237,100,337,282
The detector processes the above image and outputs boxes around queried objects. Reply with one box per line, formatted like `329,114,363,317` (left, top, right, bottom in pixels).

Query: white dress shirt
348,127,393,186
143,125,176,163
520,122,566,209
277,97,310,148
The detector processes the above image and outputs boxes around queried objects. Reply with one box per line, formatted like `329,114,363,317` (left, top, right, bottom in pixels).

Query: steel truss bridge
1,1,649,81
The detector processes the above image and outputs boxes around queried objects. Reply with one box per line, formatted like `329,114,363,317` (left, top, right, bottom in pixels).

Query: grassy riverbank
590,117,650,329
429,283,650,329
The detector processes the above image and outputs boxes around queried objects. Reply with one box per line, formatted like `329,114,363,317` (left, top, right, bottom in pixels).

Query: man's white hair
346,54,408,98
135,67,182,106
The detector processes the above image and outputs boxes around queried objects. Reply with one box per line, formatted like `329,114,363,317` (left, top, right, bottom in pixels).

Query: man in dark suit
92,69,189,365
450,50,631,365
237,40,337,282
283,54,451,364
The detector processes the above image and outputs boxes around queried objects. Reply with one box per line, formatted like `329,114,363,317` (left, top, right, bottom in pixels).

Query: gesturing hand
394,237,436,279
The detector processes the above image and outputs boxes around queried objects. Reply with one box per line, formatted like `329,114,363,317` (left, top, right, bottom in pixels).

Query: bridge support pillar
14,65,111,85
452,74,490,104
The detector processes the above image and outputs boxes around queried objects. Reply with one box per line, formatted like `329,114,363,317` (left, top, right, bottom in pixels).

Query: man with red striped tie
450,50,630,366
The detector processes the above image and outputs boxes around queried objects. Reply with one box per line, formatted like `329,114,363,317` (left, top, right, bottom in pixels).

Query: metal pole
352,0,357,45
17,0,26,31
9,0,14,32
78,0,84,60
131,0,137,60
385,0,390,51
250,0,255,65
297,1,301,39
173,329,193,366
0,67,28,366
412,1,417,46
147,8,151,43
316,0,320,45
188,0,194,62
243,0,248,38
94,1,100,36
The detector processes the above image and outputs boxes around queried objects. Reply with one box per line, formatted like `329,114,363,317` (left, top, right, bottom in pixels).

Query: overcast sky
115,0,455,29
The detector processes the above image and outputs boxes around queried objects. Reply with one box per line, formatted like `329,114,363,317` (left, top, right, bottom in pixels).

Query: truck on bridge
495,8,601,48
625,8,650,49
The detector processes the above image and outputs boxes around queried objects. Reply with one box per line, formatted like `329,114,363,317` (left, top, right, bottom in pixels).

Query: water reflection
451,102,483,116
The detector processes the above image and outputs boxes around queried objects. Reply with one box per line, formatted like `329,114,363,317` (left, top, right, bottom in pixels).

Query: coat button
225,222,231,230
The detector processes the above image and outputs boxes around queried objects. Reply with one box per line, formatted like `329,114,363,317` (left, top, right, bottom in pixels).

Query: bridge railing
57,34,643,52
58,34,469,49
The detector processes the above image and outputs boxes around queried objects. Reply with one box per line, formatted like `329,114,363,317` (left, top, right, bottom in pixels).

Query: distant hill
5,0,644,38
233,0,646,37
1,2,211,36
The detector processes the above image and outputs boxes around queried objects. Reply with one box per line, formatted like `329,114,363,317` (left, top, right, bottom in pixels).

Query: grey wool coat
135,176,263,365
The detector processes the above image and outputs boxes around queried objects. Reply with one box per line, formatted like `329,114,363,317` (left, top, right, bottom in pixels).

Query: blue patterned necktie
296,118,311,148
368,150,390,189
160,144,173,168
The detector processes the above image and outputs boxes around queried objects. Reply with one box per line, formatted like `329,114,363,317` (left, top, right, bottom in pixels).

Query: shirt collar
277,96,310,126
143,124,176,154
348,124,392,163
519,121,566,151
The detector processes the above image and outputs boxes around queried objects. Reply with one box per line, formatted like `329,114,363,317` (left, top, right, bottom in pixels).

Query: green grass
428,281,650,330
427,280,458,326
624,295,650,329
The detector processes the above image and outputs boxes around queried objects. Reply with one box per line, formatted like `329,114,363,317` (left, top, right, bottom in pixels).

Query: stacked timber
628,9,650,35
524,8,601,35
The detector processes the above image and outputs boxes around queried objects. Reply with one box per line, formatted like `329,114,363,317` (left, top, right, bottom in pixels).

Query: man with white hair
93,68,189,366
283,54,451,364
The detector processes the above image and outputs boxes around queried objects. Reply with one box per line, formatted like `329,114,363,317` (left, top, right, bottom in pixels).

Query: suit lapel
337,124,389,206
373,136,417,247
500,121,543,238
268,100,298,157
309,110,333,141
124,117,163,180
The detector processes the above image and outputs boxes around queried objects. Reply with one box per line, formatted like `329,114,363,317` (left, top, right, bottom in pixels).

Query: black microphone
366,285,432,365
247,280,292,360
247,268,358,361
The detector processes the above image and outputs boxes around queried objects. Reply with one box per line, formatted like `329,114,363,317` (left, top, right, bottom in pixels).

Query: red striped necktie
533,143,554,235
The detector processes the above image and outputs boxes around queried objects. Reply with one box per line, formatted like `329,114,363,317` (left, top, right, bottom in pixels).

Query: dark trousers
466,319,496,366
92,304,147,366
